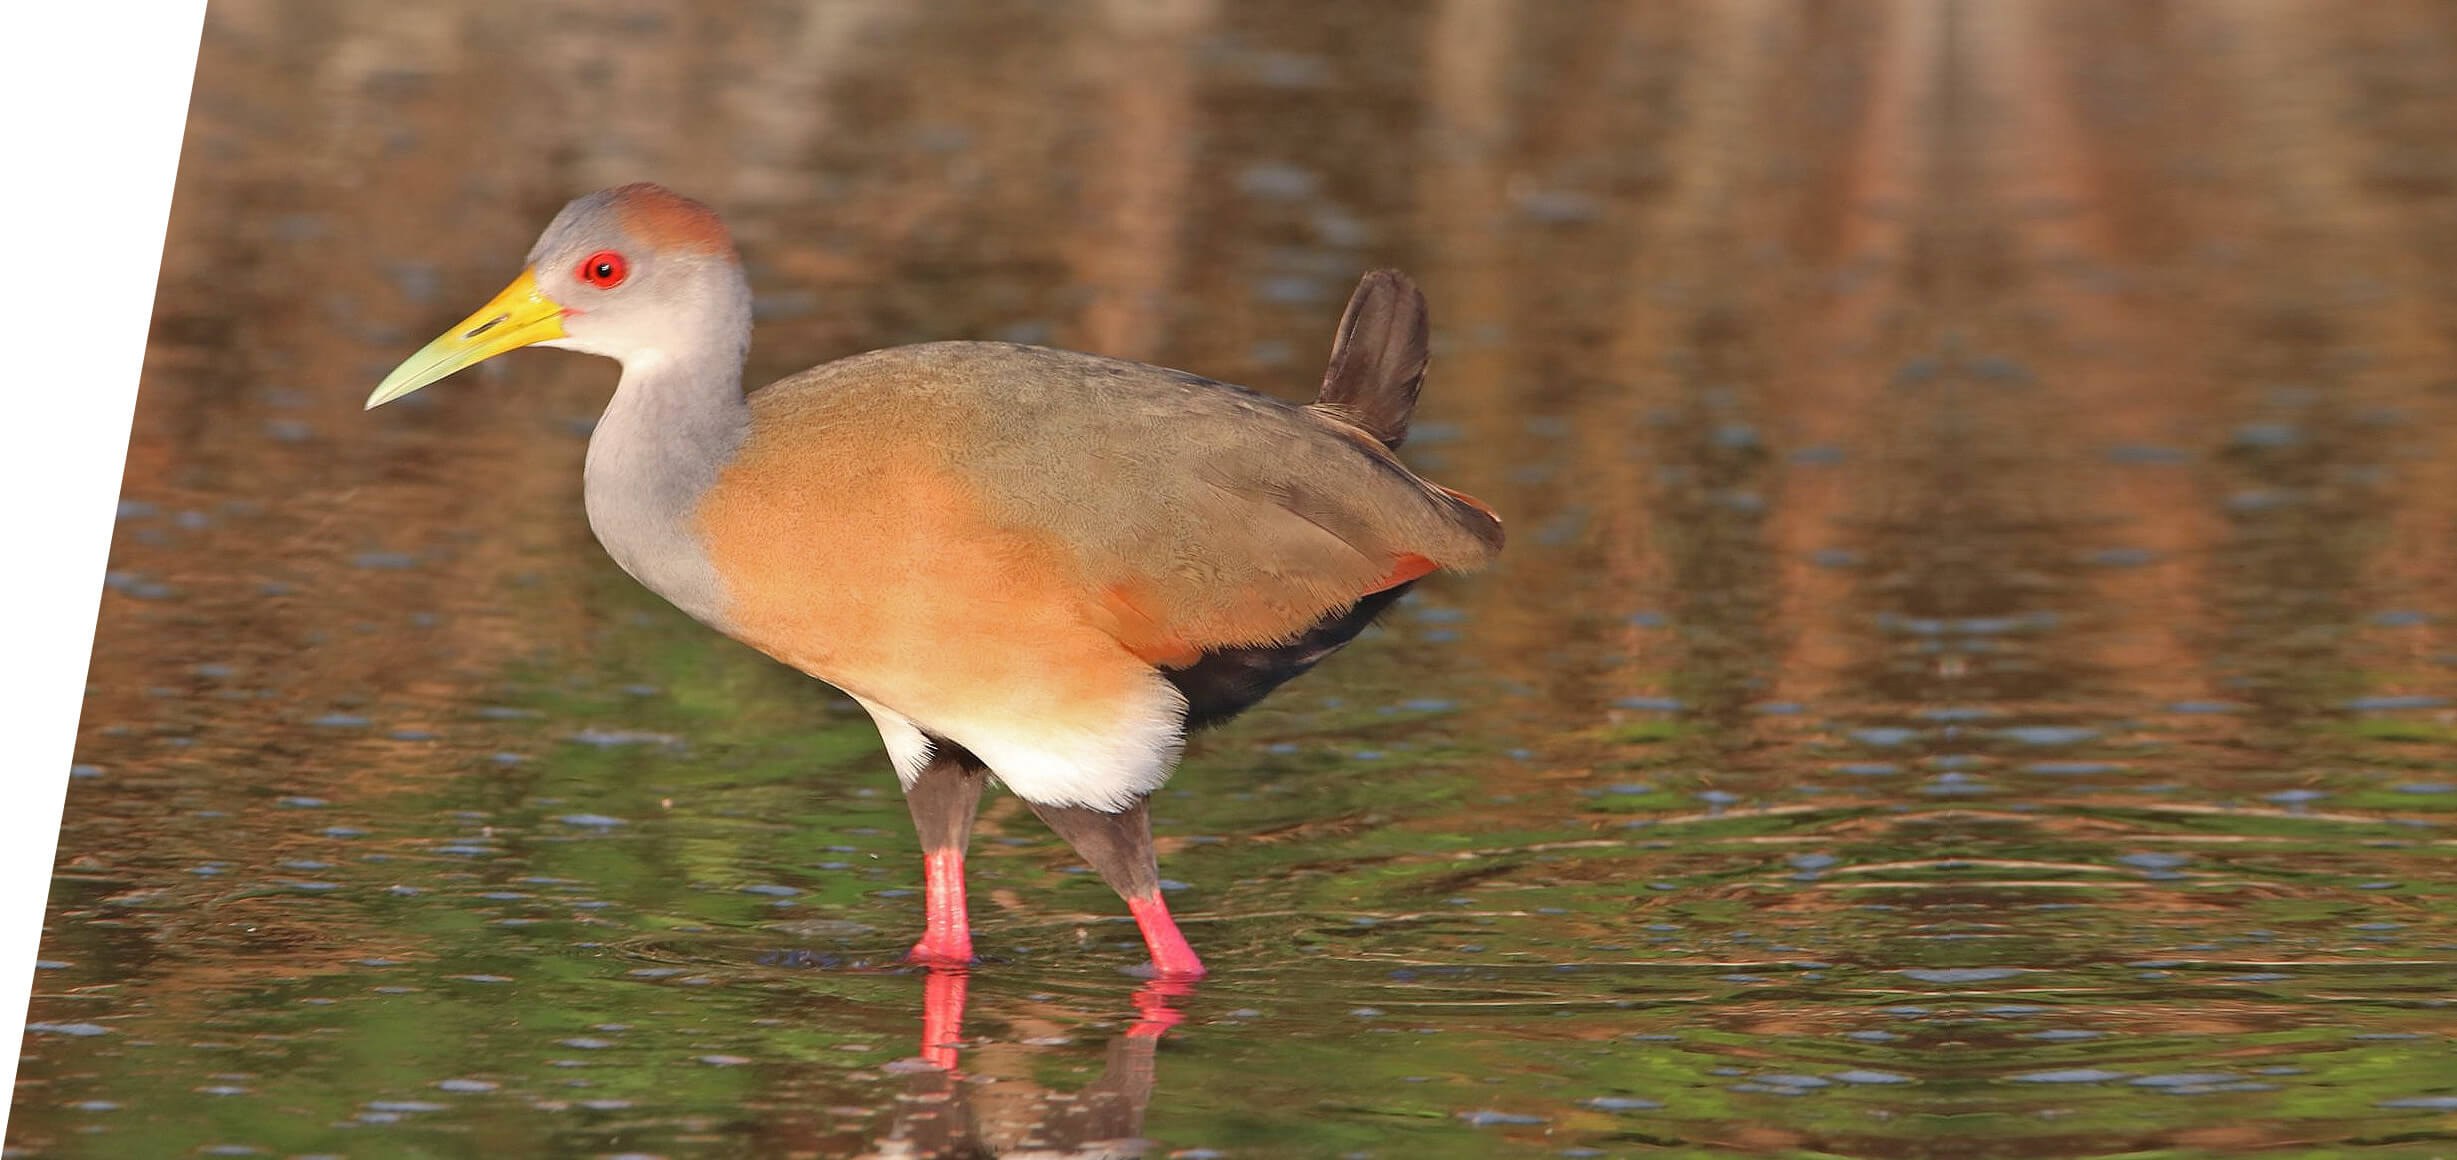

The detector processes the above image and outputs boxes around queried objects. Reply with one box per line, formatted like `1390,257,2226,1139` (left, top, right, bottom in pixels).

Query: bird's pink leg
1025,796,1212,978
909,847,975,965
1127,894,1207,980
904,754,986,965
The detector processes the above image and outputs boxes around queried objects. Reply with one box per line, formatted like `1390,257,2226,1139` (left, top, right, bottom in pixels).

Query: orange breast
694,433,1160,738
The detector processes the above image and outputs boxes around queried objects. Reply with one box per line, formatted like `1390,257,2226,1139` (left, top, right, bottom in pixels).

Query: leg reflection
1125,978,1194,1039
920,965,969,1072
872,967,1198,1158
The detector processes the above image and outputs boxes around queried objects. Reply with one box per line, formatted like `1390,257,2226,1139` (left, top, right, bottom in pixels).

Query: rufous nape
368,184,1503,978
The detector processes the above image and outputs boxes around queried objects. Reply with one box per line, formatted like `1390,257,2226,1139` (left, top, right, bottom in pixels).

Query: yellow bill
365,270,568,409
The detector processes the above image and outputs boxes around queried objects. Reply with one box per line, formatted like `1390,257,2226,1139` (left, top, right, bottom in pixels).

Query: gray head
368,183,752,408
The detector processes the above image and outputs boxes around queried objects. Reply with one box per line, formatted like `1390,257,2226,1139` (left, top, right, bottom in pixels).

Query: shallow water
17,1,2457,1157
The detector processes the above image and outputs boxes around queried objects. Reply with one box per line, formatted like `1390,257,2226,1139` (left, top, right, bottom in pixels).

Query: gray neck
582,332,751,631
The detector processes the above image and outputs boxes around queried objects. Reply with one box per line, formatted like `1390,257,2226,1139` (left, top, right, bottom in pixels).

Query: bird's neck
597,348,751,472
581,321,753,630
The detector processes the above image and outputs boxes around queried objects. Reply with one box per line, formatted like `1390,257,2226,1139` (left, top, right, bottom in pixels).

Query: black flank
1163,580,1417,731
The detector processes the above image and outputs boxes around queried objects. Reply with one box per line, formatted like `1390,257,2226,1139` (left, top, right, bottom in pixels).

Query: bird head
367,183,743,409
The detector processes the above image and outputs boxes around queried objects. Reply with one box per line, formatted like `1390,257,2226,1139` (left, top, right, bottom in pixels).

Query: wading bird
369,184,1502,977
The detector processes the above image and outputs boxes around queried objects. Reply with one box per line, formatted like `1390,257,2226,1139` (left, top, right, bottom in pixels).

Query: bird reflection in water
863,967,1190,1159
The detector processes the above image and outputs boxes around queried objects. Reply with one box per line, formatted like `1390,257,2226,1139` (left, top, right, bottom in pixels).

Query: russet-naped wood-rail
369,184,1503,977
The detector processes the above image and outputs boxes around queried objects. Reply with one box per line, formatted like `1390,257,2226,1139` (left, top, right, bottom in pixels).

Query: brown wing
941,346,1496,659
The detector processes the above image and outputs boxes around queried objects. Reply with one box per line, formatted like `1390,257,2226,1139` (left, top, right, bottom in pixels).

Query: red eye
576,250,628,289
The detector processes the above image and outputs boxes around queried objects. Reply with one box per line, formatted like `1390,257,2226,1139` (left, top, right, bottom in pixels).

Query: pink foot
1126,894,1207,979
907,847,975,965
907,934,975,965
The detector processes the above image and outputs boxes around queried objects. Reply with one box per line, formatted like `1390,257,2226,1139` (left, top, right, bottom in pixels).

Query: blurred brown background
21,2,2457,1157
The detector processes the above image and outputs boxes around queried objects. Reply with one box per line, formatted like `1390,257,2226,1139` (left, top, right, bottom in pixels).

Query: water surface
17,1,2457,1156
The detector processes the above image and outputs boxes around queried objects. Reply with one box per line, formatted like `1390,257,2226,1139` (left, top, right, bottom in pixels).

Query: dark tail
1311,270,1429,450
1164,581,1419,731
1161,272,1467,730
